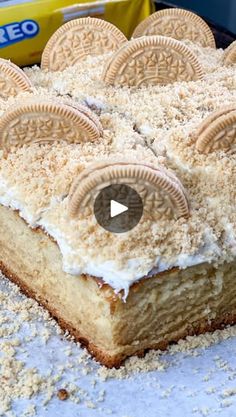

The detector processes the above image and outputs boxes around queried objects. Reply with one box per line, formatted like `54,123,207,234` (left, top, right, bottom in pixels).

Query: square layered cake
0,11,236,367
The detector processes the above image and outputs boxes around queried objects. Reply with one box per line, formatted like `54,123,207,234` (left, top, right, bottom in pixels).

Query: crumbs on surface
1,271,236,415
0,273,102,415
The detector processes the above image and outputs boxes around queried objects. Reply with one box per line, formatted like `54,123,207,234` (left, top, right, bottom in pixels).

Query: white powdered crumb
21,404,36,417
214,358,231,372
160,387,173,398
85,400,96,409
220,388,236,398
193,407,212,416
205,387,216,394
220,399,233,408
169,326,236,354
97,350,167,380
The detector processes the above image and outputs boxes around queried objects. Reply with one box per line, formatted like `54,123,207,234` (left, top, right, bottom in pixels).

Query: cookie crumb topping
0,40,235,291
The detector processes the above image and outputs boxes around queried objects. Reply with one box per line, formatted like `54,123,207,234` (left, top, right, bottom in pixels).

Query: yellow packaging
0,0,154,66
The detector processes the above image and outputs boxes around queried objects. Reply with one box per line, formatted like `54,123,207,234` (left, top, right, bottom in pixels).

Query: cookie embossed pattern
223,40,236,65
132,8,216,48
0,57,32,99
41,17,127,72
195,106,236,153
102,36,204,87
69,161,189,221
0,98,103,151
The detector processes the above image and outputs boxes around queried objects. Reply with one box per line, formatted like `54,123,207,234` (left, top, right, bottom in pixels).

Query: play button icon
110,200,128,218
94,184,143,233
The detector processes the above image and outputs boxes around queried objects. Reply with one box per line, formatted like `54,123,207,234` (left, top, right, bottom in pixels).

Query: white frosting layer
0,180,40,226
0,179,228,299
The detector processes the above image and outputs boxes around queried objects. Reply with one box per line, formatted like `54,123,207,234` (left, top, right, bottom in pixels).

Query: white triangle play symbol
110,200,128,218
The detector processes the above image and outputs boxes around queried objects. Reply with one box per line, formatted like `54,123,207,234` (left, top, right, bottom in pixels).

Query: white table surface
1,274,236,417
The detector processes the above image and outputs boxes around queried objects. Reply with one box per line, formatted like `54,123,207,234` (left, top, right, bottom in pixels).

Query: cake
0,12,236,368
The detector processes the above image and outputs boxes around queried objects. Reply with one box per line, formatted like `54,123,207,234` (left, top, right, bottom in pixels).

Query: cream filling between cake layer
0,179,229,298
37,218,224,298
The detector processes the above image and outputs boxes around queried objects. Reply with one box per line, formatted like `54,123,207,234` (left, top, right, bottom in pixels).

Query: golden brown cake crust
1,258,236,369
